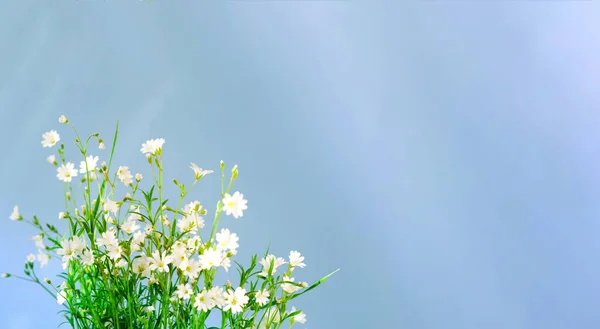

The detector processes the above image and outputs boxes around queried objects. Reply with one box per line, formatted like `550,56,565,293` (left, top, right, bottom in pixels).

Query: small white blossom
190,162,214,180
260,254,287,276
289,251,306,268
81,249,95,266
209,286,226,308
57,162,78,182
26,254,36,263
120,220,139,235
175,283,193,301
216,228,239,252
194,289,213,311
145,306,155,312
281,276,301,294
57,290,67,305
97,229,118,248
37,251,49,268
79,155,99,173
199,248,223,270
41,130,60,148
58,115,68,124
255,289,269,306
9,206,21,221
117,166,133,186
1,273,8,278
47,154,56,164
31,235,45,249
103,199,119,214
222,191,248,219
140,138,165,155
291,306,307,324
135,173,143,182
58,212,66,219
98,141,105,149
106,244,123,261
149,251,172,273
181,258,201,280
223,287,249,314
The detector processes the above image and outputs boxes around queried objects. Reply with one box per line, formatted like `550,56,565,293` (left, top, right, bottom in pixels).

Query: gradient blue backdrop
2,1,600,329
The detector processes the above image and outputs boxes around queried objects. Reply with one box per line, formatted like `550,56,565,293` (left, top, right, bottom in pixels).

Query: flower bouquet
3,115,337,329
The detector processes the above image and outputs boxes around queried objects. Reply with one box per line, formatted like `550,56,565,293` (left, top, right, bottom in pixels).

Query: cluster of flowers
3,115,335,329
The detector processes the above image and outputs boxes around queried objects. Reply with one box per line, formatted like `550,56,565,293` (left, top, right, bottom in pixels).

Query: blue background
2,1,600,329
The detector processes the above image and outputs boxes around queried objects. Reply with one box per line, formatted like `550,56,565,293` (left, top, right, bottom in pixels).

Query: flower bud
1,273,10,278
135,173,142,182
220,160,225,171
98,139,105,149
66,192,71,201
58,115,68,124
47,154,56,165
225,280,232,289
301,282,308,288
173,178,180,186
231,164,238,180
146,153,152,164
44,277,51,284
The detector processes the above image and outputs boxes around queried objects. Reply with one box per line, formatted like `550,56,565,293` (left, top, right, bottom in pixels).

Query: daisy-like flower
223,287,249,314
79,155,99,173
106,244,123,261
148,250,172,273
58,115,68,124
194,289,213,312
81,249,95,266
70,236,87,255
37,251,49,268
289,251,306,268
120,220,140,235
209,286,226,308
175,283,193,301
26,254,36,263
281,276,301,294
56,239,76,265
290,306,307,324
181,258,201,280
177,212,204,234
57,290,67,305
216,228,239,252
140,138,165,155
117,166,133,186
9,206,21,221
57,162,78,182
222,191,248,219
132,258,152,278
103,199,119,214
255,289,269,306
47,154,56,165
96,229,118,248
41,130,60,148
199,247,223,270
190,162,214,180
259,254,287,276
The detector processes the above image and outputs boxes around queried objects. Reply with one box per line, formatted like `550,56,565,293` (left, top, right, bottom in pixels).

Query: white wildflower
222,191,248,219
57,162,78,182
9,206,21,221
41,130,60,148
